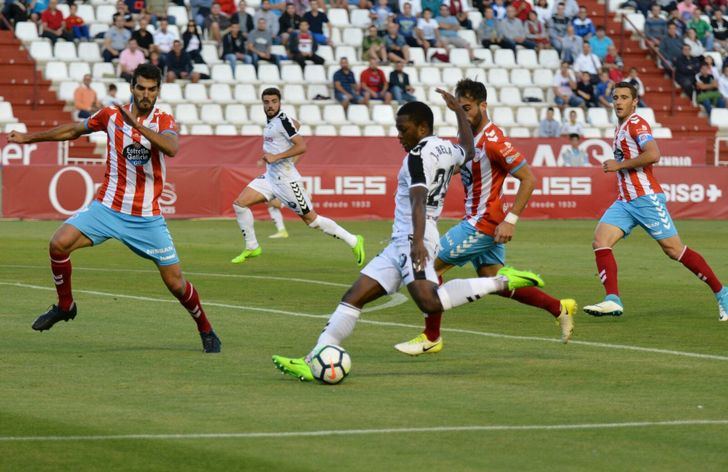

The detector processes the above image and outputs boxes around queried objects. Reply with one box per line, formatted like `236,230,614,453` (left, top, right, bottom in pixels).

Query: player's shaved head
397,101,434,133
455,79,487,103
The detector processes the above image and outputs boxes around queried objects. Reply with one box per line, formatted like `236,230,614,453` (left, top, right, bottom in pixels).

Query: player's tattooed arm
435,88,474,162
7,122,87,144
116,105,179,156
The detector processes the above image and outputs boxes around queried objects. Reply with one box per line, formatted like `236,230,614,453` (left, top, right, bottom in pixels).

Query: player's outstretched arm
7,122,87,144
435,88,474,162
116,105,178,157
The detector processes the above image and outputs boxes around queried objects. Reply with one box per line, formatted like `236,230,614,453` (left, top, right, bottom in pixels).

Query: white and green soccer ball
309,345,351,385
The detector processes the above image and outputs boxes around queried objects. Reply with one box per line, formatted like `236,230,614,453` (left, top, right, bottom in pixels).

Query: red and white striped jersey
612,113,661,202
85,105,177,217
461,122,526,236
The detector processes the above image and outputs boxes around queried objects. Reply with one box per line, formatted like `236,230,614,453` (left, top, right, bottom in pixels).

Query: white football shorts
361,237,440,294
247,175,314,216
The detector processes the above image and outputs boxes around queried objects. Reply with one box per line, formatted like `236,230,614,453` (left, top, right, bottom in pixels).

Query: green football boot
272,355,314,382
230,246,262,264
352,235,366,267
497,266,545,290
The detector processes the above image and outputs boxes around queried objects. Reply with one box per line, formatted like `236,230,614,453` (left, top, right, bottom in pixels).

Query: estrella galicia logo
614,148,624,162
123,142,151,166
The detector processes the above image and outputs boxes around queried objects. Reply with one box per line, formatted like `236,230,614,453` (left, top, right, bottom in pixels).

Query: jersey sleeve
489,137,527,174
407,142,429,189
84,107,112,133
158,112,178,135
453,144,466,167
278,113,299,139
628,116,654,152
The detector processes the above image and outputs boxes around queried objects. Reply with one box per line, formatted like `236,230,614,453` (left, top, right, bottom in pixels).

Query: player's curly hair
132,63,162,88
614,81,638,99
397,101,433,132
455,79,487,103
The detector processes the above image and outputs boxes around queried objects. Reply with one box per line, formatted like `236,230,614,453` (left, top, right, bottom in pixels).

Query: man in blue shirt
396,2,420,47
333,57,368,110
588,26,613,59
572,6,595,39
303,0,331,45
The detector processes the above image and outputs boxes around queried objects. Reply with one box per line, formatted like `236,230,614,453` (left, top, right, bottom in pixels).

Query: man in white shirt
573,43,601,80
153,17,178,54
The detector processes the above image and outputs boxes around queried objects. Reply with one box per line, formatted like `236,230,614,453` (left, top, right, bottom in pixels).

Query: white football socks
308,215,358,247
314,302,361,351
437,276,508,311
267,205,286,231
233,204,259,250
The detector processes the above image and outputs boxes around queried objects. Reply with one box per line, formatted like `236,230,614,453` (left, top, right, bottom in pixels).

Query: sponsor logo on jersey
123,142,151,166
636,133,653,146
614,148,624,162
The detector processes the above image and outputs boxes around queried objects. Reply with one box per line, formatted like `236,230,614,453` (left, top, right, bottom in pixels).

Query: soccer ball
309,345,351,385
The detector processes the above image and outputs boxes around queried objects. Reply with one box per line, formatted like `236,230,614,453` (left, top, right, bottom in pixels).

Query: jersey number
427,166,455,207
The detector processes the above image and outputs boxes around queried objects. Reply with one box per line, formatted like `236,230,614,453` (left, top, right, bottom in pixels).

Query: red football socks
177,281,212,333
678,247,723,293
594,247,620,296
423,312,442,341
498,287,561,317
50,250,74,311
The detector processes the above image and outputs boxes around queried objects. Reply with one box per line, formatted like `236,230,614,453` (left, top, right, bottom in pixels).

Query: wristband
504,212,519,225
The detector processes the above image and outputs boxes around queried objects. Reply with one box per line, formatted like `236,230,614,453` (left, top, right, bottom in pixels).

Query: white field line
2,280,728,362
1,420,727,442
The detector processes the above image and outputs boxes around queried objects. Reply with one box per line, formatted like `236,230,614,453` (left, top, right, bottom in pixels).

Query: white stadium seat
582,127,602,138
299,104,322,123
113,82,132,102
473,48,493,65
468,11,483,29
323,105,347,125
69,62,91,81
363,125,386,136
44,61,68,81
372,104,395,125
200,104,225,124
449,48,470,66
510,69,532,87
281,64,304,83
78,42,102,63
175,104,200,124
211,64,236,83
193,63,210,76
304,64,327,84
328,8,349,27
442,68,463,86
516,107,539,127
225,104,249,124
5,122,28,133
419,67,441,86
488,68,509,87
410,47,426,65
184,83,208,103
637,108,658,126
350,9,371,28
710,109,728,128
317,45,335,64
565,107,586,123
516,49,538,69
57,81,77,101
539,49,561,69
155,102,173,115
190,124,214,135
54,42,77,62
96,5,116,23
241,124,263,135
456,30,477,47
494,49,516,68
160,83,184,104
168,5,189,25
29,41,52,62
509,127,531,137
234,84,258,103
282,84,306,104
533,69,554,87
340,27,363,48
92,62,115,79
249,104,267,123
15,22,38,42
430,106,444,126
588,108,612,127
201,44,222,64
210,83,234,103
335,46,358,63
492,107,515,126
339,125,361,136
0,102,16,123
314,125,337,136
439,126,458,137
215,124,239,136
523,87,544,102
307,84,333,101
653,127,673,138
404,66,419,84
76,4,95,23
347,104,370,125
89,23,109,38
257,64,281,83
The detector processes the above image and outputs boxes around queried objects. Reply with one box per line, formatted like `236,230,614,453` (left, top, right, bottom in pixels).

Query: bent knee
663,245,684,260
49,236,72,255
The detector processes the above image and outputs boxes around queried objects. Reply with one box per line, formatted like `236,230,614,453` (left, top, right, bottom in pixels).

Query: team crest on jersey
123,142,151,166
614,148,624,162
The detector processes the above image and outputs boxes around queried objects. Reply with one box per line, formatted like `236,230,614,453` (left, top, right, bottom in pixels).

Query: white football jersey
263,111,302,182
391,135,466,241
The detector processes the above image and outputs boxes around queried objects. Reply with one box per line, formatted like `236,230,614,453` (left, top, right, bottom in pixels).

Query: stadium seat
299,104,322,123
565,107,586,123
156,102,173,115
439,126,458,137
473,48,493,65
168,5,188,25
54,42,77,62
492,107,515,126
209,83,233,104
456,30,477,48
419,67,442,86
328,28,342,46
363,125,386,136
96,5,116,23
15,22,38,42
0,102,16,123
281,104,297,118
328,8,349,27
281,64,304,83
516,49,538,69
317,45,335,64
214,124,238,136
225,104,249,124
494,49,516,68
411,85,426,101
710,108,728,128
339,125,361,136
431,106,444,126
257,64,281,84
241,124,263,135
113,82,132,102
176,104,200,124
307,84,333,101
510,69,532,87
624,13,645,32
92,62,115,79
91,81,107,100
29,41,52,62
409,47,426,65
516,107,539,127
587,108,611,127
314,124,337,136
499,87,522,105
467,11,483,29
89,23,109,38
4,122,27,133
522,87,544,102
539,49,560,69
298,124,312,135
488,68,509,87
449,48,471,66
249,104,267,123
444,109,458,126
705,51,723,69
652,127,672,138
582,127,602,138
347,104,370,125
57,81,77,101
349,9,371,28
78,42,102,63
235,64,258,83
159,82,185,105
76,4,95,23
200,104,225,124
335,46,358,63
201,44,221,65
211,64,235,83
463,67,485,83
509,127,531,137
404,66,419,84
442,68,463,86
44,62,68,81
69,62,91,81
234,84,258,103
283,84,306,104
637,107,658,126
324,104,347,125
184,83,208,103
533,69,554,87
56,3,69,16
190,124,214,135
303,64,327,84
372,104,395,125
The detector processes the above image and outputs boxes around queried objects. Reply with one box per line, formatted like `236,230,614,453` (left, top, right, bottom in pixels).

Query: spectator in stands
660,22,684,66
119,39,147,82
40,0,71,44
254,0,280,40
588,27,613,59
704,54,719,77
560,0,579,18
712,10,728,54
132,17,155,57
396,3,423,51
288,19,324,68
718,63,728,100
218,0,240,16
604,45,624,81
499,5,536,49
677,0,696,20
363,25,388,62
684,27,705,56
65,3,89,40
29,0,48,24
687,8,713,51
560,24,583,63
148,49,167,71
573,43,602,81
538,107,561,137
333,57,367,110
146,0,172,26
103,15,132,62
279,3,301,45
114,0,135,30
125,0,144,15
360,57,392,103
525,10,550,50
511,0,532,22
447,0,472,29
645,5,668,46
101,83,123,107
166,39,200,82
596,70,615,109
695,62,725,114
303,0,331,45
561,110,584,136
290,0,312,17
478,7,505,48
74,74,100,119
206,3,232,43
534,0,552,24
547,3,570,53
675,43,701,96
553,61,585,108
576,70,597,107
437,5,479,60
2,0,29,27
233,0,255,39
191,0,213,27
618,0,652,18
668,8,687,36
491,0,507,20
384,23,412,63
222,22,248,70
399,0,421,17
371,0,393,35
626,67,647,105
389,60,416,102
417,7,441,56
247,17,279,66
572,6,595,39
560,134,590,166
154,18,178,54
183,21,205,63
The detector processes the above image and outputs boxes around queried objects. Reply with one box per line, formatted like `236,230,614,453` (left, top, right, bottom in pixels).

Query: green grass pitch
1,219,727,471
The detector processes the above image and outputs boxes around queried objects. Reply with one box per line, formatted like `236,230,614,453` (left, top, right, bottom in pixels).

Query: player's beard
470,110,484,133
265,105,280,118
136,97,156,115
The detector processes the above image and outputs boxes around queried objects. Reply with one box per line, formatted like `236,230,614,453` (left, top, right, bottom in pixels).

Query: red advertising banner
0,134,63,166
3,164,727,220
